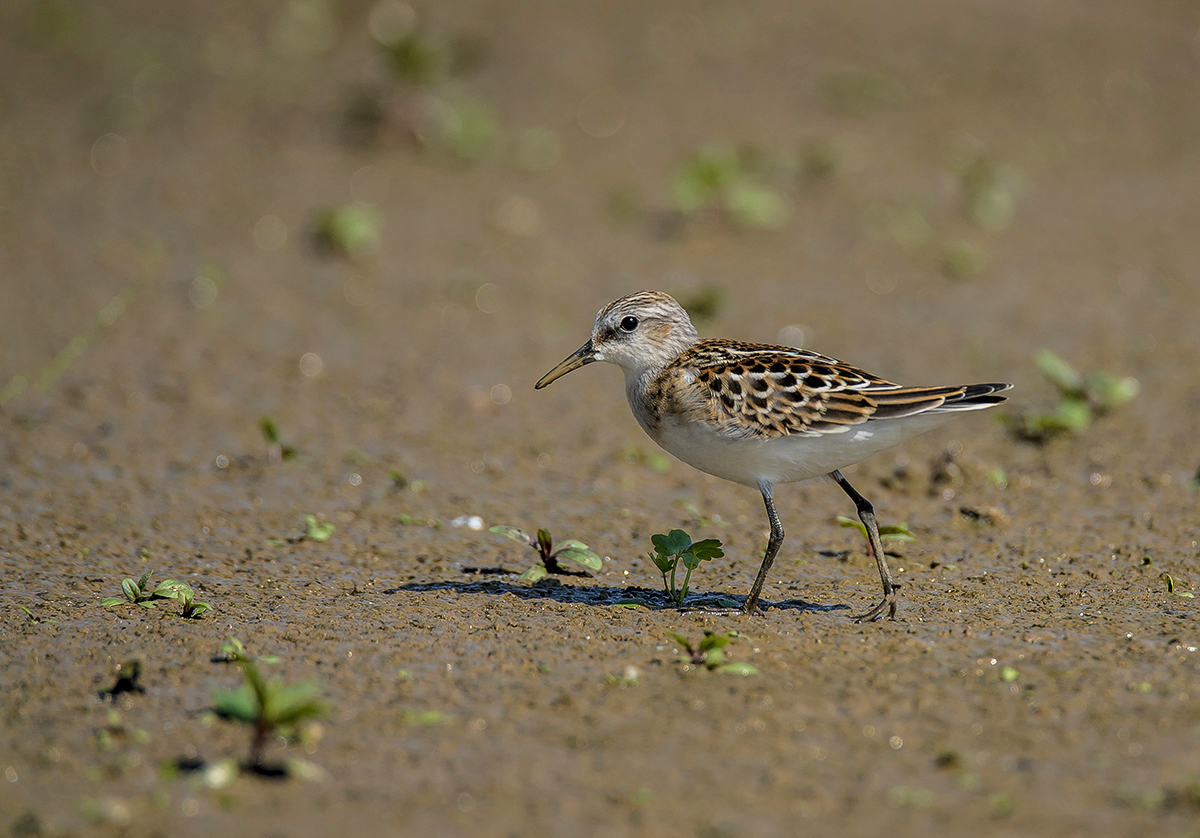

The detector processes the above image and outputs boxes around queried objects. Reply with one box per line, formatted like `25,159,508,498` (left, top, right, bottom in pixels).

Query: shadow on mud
385,577,849,614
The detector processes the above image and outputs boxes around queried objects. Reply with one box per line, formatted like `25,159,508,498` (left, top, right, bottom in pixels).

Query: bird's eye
620,316,639,332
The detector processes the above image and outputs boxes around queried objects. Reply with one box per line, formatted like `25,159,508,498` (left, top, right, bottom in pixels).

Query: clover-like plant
489,526,602,582
213,658,329,772
650,529,724,606
666,630,757,675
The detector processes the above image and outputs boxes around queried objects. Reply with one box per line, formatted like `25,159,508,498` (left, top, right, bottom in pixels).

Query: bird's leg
743,483,784,616
830,469,898,622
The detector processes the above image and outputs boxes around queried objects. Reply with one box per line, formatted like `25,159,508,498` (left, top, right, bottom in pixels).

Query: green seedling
259,416,297,462
666,630,758,675
489,526,602,582
213,657,329,772
650,529,725,605
1004,350,1138,442
300,515,335,542
170,583,212,619
19,605,58,625
314,204,381,259
837,516,916,544
101,570,194,609
215,637,280,665
94,708,150,751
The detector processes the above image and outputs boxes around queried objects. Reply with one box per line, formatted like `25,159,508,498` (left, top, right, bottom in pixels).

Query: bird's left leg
830,469,898,622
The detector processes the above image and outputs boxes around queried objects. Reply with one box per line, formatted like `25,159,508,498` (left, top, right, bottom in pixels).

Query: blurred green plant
420,95,499,164
957,153,1023,231
215,637,280,665
941,240,988,279
300,515,335,542
666,630,758,675
1003,350,1138,442
0,289,132,406
671,144,790,230
837,516,916,545
489,525,602,582
260,416,297,463
213,656,329,772
314,204,381,259
650,529,724,606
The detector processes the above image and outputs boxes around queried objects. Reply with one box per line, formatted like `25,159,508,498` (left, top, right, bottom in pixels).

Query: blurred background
2,0,1199,511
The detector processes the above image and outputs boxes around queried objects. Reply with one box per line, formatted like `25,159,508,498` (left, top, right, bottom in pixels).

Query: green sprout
837,516,916,545
212,657,329,772
19,605,58,625
314,204,381,259
1004,350,1139,443
260,416,297,462
215,637,280,665
301,515,335,542
489,526,602,582
170,583,212,619
666,630,758,675
650,529,725,606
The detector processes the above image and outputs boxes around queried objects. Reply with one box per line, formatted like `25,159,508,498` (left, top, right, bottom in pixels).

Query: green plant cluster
100,570,211,618
489,526,602,582
650,529,724,606
666,630,758,675
1005,350,1138,442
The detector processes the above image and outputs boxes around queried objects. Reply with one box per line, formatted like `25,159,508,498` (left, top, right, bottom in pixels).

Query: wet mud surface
3,1,1200,835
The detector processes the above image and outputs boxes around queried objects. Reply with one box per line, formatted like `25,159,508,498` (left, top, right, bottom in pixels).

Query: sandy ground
3,0,1200,835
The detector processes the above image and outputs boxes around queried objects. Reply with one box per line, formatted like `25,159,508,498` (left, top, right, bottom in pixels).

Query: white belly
647,410,955,488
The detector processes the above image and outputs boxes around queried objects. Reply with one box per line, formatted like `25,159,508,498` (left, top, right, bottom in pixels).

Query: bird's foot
853,593,898,623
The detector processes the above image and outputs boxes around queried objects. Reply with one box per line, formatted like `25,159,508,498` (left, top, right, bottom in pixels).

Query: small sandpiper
535,290,1010,620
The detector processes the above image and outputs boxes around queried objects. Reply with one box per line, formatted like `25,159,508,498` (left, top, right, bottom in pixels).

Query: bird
535,290,1010,620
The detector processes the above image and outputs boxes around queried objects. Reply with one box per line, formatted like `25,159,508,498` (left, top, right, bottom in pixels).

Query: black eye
620,316,639,332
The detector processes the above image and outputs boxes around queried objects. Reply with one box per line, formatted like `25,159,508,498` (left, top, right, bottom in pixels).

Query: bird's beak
535,339,596,389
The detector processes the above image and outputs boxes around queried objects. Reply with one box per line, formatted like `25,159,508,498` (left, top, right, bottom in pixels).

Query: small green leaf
698,631,732,654
153,580,189,600
121,578,139,602
489,525,531,544
1000,666,1019,682
213,684,260,724
100,597,124,608
688,538,725,561
136,570,154,592
260,416,281,445
878,523,916,542
716,662,759,676
652,529,692,558
536,528,553,556
303,515,335,542
1034,350,1083,396
517,563,548,583
665,632,691,650
650,550,676,574
554,547,602,571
